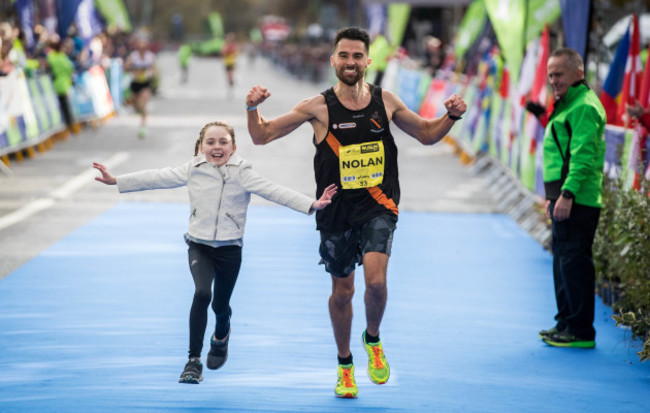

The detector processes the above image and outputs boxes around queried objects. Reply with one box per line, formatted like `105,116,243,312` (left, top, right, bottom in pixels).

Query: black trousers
550,201,600,340
186,241,242,358
57,94,74,129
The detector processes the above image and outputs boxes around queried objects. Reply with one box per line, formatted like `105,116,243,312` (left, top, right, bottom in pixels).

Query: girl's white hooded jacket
116,154,314,241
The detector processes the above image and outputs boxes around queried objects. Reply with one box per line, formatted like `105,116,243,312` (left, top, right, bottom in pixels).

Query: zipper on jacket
213,180,226,239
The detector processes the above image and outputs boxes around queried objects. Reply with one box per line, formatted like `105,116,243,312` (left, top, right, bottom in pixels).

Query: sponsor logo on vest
361,143,380,153
370,112,384,133
337,122,356,129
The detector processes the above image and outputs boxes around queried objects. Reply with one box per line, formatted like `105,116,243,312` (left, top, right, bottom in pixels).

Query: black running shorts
130,80,152,94
318,213,397,278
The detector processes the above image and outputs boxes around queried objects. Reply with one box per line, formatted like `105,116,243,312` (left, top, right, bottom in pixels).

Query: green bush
594,173,650,361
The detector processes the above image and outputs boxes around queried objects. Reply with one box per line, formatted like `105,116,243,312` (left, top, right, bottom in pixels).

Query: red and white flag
631,40,650,190
617,14,642,127
526,25,551,155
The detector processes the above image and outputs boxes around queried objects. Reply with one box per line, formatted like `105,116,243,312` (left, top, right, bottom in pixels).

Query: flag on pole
530,26,550,109
527,25,551,155
455,0,487,62
55,0,83,39
639,43,650,184
600,24,630,125
484,0,560,84
75,0,103,46
14,0,35,50
617,14,642,128
630,36,650,189
559,0,591,60
94,0,132,32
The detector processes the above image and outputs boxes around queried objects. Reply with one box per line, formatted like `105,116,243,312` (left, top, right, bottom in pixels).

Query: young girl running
93,121,336,384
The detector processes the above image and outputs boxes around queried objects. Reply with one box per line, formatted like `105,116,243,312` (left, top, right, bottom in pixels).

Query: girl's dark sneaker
207,329,230,370
179,357,203,384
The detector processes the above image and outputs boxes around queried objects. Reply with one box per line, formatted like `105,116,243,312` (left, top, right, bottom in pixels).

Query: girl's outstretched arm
93,162,116,185
310,184,337,212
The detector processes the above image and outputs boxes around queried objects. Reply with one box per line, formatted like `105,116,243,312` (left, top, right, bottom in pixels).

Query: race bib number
134,69,148,82
339,141,385,189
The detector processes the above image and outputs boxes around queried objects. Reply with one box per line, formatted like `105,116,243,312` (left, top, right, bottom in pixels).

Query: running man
245,26,466,398
222,32,238,94
125,36,157,138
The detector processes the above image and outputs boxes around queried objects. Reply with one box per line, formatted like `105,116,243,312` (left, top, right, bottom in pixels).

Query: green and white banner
387,4,411,47
484,0,560,82
95,0,132,32
455,0,487,61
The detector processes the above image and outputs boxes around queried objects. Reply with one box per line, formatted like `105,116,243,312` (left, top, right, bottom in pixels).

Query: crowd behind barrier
5,43,648,192
0,16,141,171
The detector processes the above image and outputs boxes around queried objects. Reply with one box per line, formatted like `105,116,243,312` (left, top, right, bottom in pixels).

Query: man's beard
336,66,364,86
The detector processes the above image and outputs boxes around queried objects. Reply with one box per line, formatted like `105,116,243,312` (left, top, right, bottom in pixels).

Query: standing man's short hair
550,48,584,73
333,27,370,52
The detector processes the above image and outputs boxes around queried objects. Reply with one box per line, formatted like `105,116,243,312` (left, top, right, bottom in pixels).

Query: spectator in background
45,36,76,132
222,32,238,95
539,48,606,349
63,35,86,71
626,100,650,130
32,25,51,65
178,43,192,83
170,14,185,44
0,22,15,76
423,35,444,76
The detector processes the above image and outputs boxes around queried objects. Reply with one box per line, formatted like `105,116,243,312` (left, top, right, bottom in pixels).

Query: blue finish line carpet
0,202,648,412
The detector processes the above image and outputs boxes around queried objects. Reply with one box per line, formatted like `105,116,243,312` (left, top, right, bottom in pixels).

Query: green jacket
46,50,75,95
542,81,606,208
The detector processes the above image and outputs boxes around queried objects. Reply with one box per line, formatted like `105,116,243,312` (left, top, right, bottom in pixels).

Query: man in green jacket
539,48,606,349
46,38,76,131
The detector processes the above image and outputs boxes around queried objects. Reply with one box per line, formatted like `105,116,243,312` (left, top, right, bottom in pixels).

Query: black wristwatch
447,112,462,121
561,189,575,199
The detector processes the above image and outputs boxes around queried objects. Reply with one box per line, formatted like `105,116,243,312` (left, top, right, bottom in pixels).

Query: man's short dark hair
333,27,370,52
550,47,584,73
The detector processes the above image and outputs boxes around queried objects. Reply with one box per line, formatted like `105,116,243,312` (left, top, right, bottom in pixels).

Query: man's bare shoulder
380,88,406,119
293,94,328,124
295,94,326,111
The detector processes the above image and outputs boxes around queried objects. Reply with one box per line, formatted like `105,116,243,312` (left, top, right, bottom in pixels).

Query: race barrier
71,65,115,123
0,69,64,172
0,61,124,173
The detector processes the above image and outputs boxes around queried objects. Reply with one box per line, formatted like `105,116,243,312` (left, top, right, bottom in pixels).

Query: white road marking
0,152,130,231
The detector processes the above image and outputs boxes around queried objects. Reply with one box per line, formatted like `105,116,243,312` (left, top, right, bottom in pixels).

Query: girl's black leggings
186,241,242,359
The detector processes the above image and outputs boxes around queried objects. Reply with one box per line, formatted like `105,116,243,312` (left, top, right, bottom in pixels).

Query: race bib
134,69,148,82
339,141,385,189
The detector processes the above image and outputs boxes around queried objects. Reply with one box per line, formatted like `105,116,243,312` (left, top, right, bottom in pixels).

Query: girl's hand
93,162,117,185
311,184,338,211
